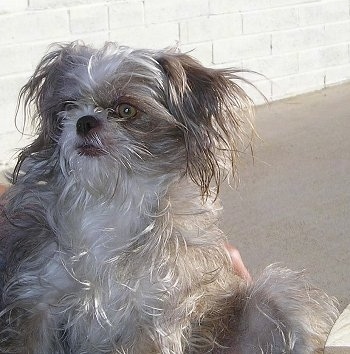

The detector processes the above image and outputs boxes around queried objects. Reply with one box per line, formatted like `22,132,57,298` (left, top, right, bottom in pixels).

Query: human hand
0,184,7,196
225,242,252,283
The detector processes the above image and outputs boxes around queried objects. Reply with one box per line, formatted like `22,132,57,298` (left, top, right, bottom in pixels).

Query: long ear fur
13,42,92,182
156,51,255,198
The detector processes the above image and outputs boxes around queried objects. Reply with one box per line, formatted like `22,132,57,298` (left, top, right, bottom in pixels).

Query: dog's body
0,42,338,353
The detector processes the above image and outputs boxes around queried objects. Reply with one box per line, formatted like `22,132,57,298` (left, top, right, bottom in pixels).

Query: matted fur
0,42,338,353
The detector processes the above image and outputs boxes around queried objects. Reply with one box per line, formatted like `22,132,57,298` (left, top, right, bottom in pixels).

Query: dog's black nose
76,115,99,136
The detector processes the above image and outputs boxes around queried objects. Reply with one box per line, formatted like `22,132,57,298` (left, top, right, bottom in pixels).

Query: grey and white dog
0,42,338,353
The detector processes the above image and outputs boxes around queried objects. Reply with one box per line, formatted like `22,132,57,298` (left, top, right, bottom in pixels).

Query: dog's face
17,42,252,196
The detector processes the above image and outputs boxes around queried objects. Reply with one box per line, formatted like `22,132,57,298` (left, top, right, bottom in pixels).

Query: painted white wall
1,0,350,168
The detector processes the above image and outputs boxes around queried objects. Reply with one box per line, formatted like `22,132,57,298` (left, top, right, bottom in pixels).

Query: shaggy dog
0,42,338,353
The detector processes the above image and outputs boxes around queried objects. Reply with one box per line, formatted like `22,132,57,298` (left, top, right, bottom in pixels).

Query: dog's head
16,42,253,197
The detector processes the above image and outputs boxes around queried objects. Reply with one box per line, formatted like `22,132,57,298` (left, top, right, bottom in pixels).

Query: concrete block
243,53,299,80
325,64,350,86
272,70,325,100
325,21,350,46
0,130,25,165
28,0,97,10
299,44,349,73
202,65,270,103
0,115,31,169
180,14,242,44
0,9,70,45
0,130,31,168
209,0,269,14
28,37,109,71
213,34,271,64
325,304,350,354
73,32,110,48
243,7,299,35
109,1,144,30
144,0,208,24
272,26,325,54
237,78,272,105
298,0,350,27
270,0,325,6
0,77,29,148
0,74,28,118
110,22,179,49
180,42,213,66
0,0,28,14
69,4,108,34
22,40,92,74
28,42,57,71
0,44,33,76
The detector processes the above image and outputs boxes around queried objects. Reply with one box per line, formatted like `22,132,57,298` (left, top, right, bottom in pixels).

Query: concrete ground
221,82,350,310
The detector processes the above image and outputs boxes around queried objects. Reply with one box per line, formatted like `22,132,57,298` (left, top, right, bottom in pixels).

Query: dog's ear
18,42,92,140
156,51,254,198
14,42,91,181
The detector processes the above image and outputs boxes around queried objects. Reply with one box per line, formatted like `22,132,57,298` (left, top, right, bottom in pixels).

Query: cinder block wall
0,0,350,168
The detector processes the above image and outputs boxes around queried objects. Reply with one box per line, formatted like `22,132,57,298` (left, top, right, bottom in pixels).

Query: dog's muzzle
76,115,106,156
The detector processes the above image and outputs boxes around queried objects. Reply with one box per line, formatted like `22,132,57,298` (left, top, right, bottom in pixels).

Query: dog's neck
51,171,178,258
50,169,221,263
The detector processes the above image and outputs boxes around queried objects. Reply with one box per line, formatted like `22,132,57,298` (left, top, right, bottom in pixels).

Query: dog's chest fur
29,176,231,352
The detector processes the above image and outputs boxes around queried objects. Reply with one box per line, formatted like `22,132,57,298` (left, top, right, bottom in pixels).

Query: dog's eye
63,102,76,111
116,103,138,119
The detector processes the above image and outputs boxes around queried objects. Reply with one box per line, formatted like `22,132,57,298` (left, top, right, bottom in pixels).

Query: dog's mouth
77,143,107,157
